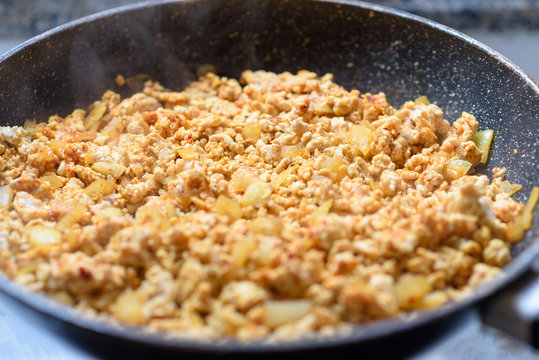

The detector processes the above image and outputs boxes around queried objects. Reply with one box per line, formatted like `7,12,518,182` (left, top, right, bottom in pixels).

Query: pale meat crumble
0,70,533,342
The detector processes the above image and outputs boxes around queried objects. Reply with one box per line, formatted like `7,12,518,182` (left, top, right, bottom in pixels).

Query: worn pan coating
0,0,538,354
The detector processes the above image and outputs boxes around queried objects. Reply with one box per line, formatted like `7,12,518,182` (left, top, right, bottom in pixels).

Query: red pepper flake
79,266,92,279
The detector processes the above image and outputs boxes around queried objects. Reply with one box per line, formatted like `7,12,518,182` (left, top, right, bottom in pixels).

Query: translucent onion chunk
473,129,494,163
445,159,472,180
262,300,311,328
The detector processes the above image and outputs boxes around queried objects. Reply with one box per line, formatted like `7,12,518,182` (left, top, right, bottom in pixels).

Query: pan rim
0,0,538,353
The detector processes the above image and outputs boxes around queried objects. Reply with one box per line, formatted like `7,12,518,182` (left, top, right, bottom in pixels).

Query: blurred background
1,0,539,80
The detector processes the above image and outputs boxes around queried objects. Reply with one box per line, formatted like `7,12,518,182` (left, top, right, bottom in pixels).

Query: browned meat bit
0,70,534,342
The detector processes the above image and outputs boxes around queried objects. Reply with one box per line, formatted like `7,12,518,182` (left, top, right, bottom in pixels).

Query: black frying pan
0,0,538,355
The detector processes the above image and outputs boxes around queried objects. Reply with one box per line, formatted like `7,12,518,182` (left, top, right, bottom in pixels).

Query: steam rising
67,1,268,108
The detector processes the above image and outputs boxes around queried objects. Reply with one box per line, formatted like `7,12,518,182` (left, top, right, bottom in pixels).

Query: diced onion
25,226,61,247
14,262,39,278
50,139,68,152
23,120,46,138
54,291,75,306
522,186,539,230
0,185,13,208
95,207,123,220
262,300,311,328
414,96,430,105
173,193,192,209
272,165,298,190
232,240,256,267
35,148,56,164
444,159,472,180
56,203,87,231
152,206,171,231
41,174,67,190
368,178,378,191
421,291,449,308
282,145,303,159
240,181,272,207
229,175,258,193
84,102,107,131
23,119,37,131
473,129,494,163
250,217,283,236
320,156,348,181
178,145,198,160
309,199,333,225
92,162,127,178
111,289,145,325
242,122,261,143
215,195,242,220
348,125,372,157
506,186,538,243
164,200,178,220
84,178,115,200
115,75,126,86
500,180,522,197
394,274,432,310
162,175,177,186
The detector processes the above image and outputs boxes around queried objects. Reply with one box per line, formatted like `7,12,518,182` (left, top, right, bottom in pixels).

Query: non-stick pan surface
0,0,538,353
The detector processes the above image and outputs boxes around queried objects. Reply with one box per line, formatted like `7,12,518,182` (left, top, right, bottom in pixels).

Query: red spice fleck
79,267,92,279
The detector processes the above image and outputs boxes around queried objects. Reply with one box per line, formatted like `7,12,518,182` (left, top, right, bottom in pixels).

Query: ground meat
0,70,531,342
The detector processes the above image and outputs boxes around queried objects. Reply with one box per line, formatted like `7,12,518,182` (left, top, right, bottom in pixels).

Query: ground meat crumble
0,70,531,342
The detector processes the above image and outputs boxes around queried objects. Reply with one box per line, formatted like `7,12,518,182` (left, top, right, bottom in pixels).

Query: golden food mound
0,70,536,341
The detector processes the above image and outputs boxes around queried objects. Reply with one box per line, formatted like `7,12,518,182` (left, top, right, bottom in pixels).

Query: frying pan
0,0,538,355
